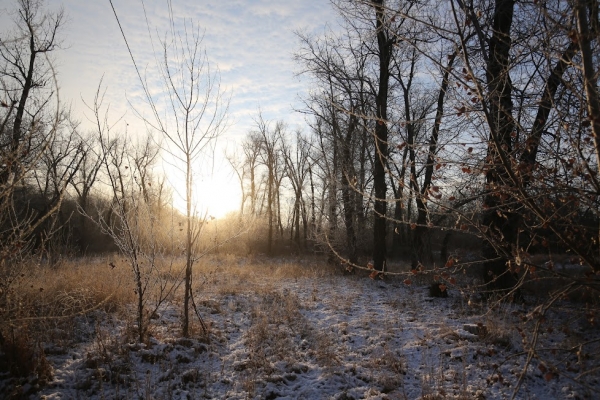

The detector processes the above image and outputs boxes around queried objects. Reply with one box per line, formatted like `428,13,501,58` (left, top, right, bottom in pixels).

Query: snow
3,266,599,399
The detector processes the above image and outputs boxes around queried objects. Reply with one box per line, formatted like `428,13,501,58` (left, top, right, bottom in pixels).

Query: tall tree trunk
414,51,456,267
294,192,301,244
309,164,316,248
302,197,308,247
390,147,408,257
267,163,274,255
356,128,367,247
183,154,193,337
327,140,338,264
250,164,256,215
341,114,358,264
576,0,600,178
276,175,284,238
481,0,517,293
373,0,391,272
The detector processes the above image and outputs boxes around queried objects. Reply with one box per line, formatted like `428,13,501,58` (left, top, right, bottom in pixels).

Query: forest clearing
1,255,598,399
2,0,600,398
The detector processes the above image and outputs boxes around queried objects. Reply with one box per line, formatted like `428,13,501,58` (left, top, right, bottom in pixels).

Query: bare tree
0,0,67,325
84,83,178,342
281,129,312,248
0,0,64,186
33,112,84,260
70,130,103,253
296,22,373,265
253,115,284,255
111,6,229,335
241,133,262,217
369,0,394,272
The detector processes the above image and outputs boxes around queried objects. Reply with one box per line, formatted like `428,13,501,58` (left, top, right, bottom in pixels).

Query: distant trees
296,7,372,265
254,117,283,255
282,129,312,248
227,115,318,255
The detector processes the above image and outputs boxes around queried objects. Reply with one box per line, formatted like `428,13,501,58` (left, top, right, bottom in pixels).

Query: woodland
1,0,599,398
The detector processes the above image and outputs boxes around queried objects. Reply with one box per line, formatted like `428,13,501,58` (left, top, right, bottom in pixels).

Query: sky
0,0,340,217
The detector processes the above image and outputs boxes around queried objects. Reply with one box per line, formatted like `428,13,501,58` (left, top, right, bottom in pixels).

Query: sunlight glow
171,169,241,220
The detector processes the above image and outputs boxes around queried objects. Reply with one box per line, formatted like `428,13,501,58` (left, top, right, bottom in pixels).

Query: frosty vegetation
1,0,599,399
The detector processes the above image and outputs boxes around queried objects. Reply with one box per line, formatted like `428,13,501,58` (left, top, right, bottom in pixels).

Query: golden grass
191,254,334,296
1,256,136,380
11,257,134,322
3,253,334,330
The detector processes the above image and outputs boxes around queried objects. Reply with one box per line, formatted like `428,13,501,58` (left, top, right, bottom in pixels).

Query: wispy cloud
2,0,339,215
55,0,338,140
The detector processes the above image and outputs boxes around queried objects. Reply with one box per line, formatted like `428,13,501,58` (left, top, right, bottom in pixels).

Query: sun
169,166,241,220
193,173,241,219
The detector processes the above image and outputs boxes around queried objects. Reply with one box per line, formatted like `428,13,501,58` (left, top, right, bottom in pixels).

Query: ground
1,256,599,399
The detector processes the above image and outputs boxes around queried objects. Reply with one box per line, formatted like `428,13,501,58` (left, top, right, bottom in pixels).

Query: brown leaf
538,364,547,373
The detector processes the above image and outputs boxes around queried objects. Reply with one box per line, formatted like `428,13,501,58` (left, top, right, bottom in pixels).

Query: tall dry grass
11,257,133,322
190,254,333,296
0,256,134,384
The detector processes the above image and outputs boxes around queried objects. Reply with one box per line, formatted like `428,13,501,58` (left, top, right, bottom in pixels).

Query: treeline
229,0,600,289
2,0,600,294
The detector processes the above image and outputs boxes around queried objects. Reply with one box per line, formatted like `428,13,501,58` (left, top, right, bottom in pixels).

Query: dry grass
5,253,596,399
4,253,332,336
191,254,333,296
10,257,134,323
0,256,135,391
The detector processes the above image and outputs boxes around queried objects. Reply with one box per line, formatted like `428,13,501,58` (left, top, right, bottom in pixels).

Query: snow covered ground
2,258,599,399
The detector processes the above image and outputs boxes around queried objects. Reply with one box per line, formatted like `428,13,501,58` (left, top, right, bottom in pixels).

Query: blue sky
1,0,340,216
56,0,338,137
